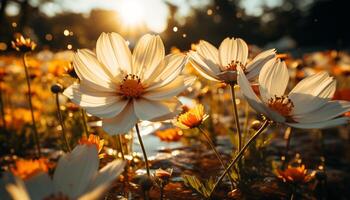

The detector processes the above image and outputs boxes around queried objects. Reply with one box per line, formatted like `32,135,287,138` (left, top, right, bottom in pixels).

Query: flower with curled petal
237,58,350,129
63,32,195,134
11,35,36,52
188,38,276,84
4,144,125,200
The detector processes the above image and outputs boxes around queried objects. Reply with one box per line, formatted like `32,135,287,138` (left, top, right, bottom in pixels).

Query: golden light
118,0,145,26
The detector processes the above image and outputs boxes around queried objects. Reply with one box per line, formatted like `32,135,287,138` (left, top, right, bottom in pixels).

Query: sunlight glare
119,0,145,26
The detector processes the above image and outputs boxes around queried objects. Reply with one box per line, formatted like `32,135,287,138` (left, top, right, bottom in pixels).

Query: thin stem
80,109,89,137
116,135,125,160
0,82,6,129
135,123,150,177
160,185,164,200
23,53,41,157
55,93,71,152
198,126,235,189
230,84,242,151
209,120,269,197
282,127,292,169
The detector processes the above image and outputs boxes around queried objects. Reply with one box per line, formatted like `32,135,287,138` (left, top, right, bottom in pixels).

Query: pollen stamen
225,60,246,71
268,95,294,117
120,74,144,98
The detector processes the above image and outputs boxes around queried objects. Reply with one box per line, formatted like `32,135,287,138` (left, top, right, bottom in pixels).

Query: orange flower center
120,74,144,98
225,60,245,71
11,158,50,180
268,95,294,117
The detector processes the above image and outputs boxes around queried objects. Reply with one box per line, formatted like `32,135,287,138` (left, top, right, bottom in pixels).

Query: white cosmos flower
237,58,350,129
188,37,276,83
5,145,125,200
63,33,196,134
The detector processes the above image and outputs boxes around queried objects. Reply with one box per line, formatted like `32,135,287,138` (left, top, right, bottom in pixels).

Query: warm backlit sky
5,0,285,33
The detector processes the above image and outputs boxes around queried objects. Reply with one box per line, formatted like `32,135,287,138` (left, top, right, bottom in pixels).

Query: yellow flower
155,128,183,142
79,134,105,158
175,104,208,129
276,165,315,183
10,158,51,180
11,35,36,52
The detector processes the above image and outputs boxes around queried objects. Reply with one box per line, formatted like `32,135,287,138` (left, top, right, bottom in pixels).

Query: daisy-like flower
79,134,105,158
4,144,125,200
237,58,350,129
174,104,209,129
11,35,36,52
276,165,315,183
63,33,195,134
188,38,276,83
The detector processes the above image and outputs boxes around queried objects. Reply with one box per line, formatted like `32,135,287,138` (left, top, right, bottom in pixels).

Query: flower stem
282,127,292,169
55,93,71,152
198,126,235,189
230,84,242,151
209,120,269,197
0,82,6,130
23,53,41,157
135,123,150,177
80,109,89,137
116,135,125,160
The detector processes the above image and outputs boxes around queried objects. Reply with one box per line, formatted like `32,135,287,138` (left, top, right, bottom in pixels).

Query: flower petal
293,101,350,123
197,40,220,66
133,98,180,121
63,84,128,118
6,178,30,200
287,117,349,129
132,34,165,79
259,59,289,102
188,51,221,82
96,32,132,76
102,102,138,134
53,145,99,199
245,49,276,80
144,76,196,101
25,172,54,200
236,38,249,65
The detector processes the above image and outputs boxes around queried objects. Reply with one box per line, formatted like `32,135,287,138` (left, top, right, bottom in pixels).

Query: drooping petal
293,101,350,123
196,40,220,66
25,172,54,200
188,51,221,82
144,76,196,101
287,117,349,129
133,98,180,121
259,59,289,102
102,102,138,134
53,145,99,199
63,84,128,118
144,53,187,89
74,49,115,91
96,32,132,76
245,49,276,80
132,34,165,79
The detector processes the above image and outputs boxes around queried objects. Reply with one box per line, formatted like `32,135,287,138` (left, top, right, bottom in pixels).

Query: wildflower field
0,0,349,199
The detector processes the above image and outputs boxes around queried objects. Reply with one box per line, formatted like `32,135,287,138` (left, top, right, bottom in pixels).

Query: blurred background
0,0,348,53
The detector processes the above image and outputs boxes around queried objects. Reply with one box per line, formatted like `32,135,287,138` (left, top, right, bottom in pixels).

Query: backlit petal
133,98,180,121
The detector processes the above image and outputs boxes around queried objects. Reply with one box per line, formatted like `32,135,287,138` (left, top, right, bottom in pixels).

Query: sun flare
118,0,145,26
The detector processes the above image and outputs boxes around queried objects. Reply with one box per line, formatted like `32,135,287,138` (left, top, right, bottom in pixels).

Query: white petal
236,38,249,65
96,32,132,76
287,117,349,129
188,51,221,82
102,102,138,134
86,160,126,194
259,59,289,102
144,53,187,89
218,37,236,68
53,145,99,199
25,172,54,200
293,101,350,123
74,49,115,90
6,178,30,200
144,76,196,101
133,98,180,121
132,34,165,79
197,40,220,66
245,49,276,80
63,84,128,118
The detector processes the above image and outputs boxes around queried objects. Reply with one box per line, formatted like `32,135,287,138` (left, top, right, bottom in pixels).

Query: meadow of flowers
0,33,350,200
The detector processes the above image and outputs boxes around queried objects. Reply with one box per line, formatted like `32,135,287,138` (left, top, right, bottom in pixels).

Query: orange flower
276,165,315,183
11,158,51,180
79,134,105,158
155,128,183,142
175,104,209,129
48,59,71,77
11,35,36,52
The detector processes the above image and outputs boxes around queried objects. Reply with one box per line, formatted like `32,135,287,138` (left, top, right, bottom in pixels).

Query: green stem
135,123,150,177
23,53,41,157
209,120,269,197
230,84,242,151
55,93,71,152
198,126,235,189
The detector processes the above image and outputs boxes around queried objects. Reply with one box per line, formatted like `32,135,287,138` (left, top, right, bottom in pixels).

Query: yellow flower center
225,60,245,71
268,95,294,117
120,74,144,98
176,104,208,129
11,158,51,180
